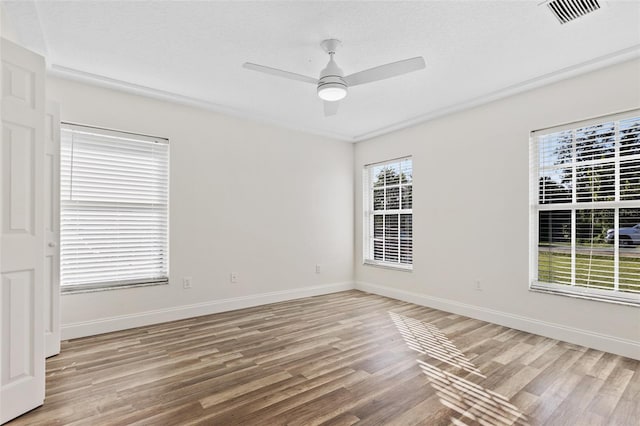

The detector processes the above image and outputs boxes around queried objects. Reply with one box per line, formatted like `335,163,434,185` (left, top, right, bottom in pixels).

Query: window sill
62,279,169,295
363,260,413,272
530,281,640,307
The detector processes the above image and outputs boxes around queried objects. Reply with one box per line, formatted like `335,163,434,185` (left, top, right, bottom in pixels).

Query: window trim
529,109,640,306
363,156,413,271
60,122,170,294
363,258,413,271
62,279,169,295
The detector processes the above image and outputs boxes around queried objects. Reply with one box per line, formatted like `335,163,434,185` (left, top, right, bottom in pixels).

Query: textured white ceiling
3,1,640,141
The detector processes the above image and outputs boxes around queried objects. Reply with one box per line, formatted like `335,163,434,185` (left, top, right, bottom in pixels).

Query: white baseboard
62,280,639,360
355,281,640,361
61,282,355,340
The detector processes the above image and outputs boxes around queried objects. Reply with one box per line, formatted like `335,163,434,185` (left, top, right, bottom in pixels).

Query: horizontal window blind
61,124,169,290
531,110,640,305
364,157,413,269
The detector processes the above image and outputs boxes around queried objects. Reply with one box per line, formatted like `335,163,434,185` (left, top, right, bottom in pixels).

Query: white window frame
529,110,640,306
363,156,413,271
60,123,170,293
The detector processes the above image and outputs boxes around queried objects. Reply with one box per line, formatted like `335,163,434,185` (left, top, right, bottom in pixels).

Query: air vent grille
545,0,601,24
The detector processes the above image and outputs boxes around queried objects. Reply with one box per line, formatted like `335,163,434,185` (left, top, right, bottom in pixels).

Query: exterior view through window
60,124,169,292
364,157,413,269
531,111,640,305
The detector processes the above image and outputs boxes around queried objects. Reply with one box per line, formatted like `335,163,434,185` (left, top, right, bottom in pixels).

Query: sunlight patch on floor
389,311,529,426
419,360,529,426
389,311,484,377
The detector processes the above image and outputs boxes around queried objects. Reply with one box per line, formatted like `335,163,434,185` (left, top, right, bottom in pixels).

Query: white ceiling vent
544,0,601,24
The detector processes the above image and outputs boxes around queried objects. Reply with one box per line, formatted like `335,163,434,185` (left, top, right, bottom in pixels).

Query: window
60,124,169,292
363,157,413,269
530,110,640,305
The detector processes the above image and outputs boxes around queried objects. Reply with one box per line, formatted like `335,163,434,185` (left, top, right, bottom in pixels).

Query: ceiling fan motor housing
317,55,348,101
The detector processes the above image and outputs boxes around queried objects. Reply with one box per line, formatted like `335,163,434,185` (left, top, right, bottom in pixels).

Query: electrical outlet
230,272,239,283
315,264,321,274
475,280,482,291
183,277,192,289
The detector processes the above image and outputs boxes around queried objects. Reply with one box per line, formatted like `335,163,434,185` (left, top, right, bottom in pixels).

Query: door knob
48,242,56,247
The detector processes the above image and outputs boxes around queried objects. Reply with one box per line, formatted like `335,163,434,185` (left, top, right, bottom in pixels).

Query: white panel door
0,38,46,424
44,101,60,358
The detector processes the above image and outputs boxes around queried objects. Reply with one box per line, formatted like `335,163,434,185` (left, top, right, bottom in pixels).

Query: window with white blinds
60,123,169,292
531,110,640,305
363,157,413,270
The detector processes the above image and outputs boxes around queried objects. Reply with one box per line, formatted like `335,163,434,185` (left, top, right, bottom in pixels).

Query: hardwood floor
8,290,640,425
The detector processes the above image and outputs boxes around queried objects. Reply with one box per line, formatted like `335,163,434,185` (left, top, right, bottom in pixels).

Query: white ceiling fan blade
324,101,340,117
243,62,318,84
343,57,426,87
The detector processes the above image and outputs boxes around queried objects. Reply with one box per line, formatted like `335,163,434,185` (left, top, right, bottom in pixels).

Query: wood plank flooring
8,290,640,425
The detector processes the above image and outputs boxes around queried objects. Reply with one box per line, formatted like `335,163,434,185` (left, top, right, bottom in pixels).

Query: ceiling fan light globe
318,84,347,102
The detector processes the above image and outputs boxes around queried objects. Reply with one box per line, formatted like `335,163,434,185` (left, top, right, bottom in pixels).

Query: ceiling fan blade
343,57,426,87
243,62,318,84
324,101,339,117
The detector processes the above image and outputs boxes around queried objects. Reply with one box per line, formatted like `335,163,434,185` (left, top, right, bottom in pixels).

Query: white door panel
44,101,60,358
0,38,46,424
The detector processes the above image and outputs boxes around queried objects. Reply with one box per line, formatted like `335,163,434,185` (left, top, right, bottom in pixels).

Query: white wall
354,59,640,359
49,59,640,359
1,5,20,43
48,76,354,338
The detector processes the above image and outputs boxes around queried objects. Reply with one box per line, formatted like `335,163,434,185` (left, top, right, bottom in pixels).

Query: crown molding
47,64,357,143
352,44,640,142
48,43,639,145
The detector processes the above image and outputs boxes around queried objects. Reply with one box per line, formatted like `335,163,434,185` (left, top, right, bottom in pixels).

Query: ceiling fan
243,39,426,117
